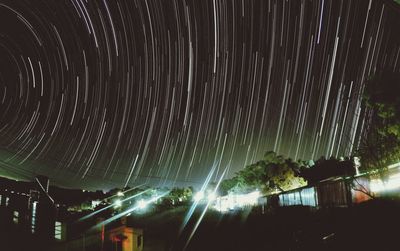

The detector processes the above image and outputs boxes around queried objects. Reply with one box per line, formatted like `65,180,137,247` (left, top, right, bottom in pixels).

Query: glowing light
117,191,124,197
114,199,122,208
214,190,261,212
93,192,169,229
91,200,101,208
137,199,147,209
354,156,361,175
183,167,227,250
179,165,216,235
207,192,217,201
78,188,151,223
194,191,204,202
388,162,400,169
370,173,400,193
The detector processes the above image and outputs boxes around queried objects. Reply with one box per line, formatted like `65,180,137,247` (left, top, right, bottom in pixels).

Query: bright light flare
388,161,400,169
183,167,227,250
93,192,169,229
207,192,217,201
114,199,122,208
77,188,151,222
370,173,400,193
194,191,204,202
214,190,261,212
137,199,147,209
179,163,217,235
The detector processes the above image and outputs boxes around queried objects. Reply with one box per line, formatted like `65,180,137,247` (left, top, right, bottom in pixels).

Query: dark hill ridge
0,175,105,206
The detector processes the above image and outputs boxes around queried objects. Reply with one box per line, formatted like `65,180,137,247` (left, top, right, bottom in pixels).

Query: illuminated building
54,216,143,251
0,175,57,241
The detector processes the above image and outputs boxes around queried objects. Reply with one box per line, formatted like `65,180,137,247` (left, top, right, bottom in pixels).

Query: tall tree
358,70,400,172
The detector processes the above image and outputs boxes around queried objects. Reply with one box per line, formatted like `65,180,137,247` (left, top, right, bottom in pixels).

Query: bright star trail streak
0,0,400,189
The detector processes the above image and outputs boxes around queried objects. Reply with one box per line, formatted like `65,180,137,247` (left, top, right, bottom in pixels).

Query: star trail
1,0,399,189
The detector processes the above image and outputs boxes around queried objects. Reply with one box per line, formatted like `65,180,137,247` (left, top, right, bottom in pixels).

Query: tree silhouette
299,156,356,185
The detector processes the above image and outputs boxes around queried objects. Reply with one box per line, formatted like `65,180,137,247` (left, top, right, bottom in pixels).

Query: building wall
0,177,57,241
53,225,143,251
109,226,143,251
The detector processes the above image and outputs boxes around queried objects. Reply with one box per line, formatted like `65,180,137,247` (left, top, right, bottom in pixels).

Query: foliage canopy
219,151,306,195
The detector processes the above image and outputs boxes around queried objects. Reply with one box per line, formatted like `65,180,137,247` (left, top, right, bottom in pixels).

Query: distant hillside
0,175,105,206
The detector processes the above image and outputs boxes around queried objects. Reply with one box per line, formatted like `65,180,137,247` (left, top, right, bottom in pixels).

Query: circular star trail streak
0,0,400,189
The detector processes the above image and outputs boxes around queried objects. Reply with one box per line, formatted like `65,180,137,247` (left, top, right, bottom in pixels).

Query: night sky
1,0,399,189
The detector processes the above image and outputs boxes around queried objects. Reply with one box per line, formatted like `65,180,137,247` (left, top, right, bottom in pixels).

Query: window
55,221,62,240
13,211,19,224
31,201,37,233
137,235,142,247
